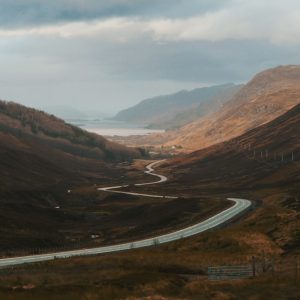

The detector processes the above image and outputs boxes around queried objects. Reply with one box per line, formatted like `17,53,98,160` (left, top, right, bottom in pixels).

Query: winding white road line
0,160,252,268
98,160,176,199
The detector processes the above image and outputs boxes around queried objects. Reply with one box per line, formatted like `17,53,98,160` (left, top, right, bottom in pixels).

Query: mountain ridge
114,83,242,129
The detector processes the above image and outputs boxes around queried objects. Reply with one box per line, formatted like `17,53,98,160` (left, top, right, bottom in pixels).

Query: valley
0,65,299,300
1,1,300,298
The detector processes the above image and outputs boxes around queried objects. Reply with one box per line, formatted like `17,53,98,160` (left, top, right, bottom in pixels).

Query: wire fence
208,255,300,281
226,139,299,165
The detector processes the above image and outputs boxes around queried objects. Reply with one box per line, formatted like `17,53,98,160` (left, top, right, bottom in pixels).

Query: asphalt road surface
0,160,252,268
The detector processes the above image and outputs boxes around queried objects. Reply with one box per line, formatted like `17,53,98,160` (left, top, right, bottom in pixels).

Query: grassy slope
0,100,143,173
164,102,300,191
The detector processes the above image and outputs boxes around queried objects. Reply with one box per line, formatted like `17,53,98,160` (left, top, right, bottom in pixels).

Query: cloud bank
0,0,299,113
1,0,300,45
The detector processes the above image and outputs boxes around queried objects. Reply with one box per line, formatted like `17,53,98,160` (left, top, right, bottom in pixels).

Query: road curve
0,160,252,268
98,160,177,199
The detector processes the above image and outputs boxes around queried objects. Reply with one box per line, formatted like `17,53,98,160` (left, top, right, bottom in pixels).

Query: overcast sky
0,0,300,115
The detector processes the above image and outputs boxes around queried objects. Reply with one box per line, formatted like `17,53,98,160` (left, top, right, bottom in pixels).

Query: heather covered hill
0,101,143,161
0,100,144,190
114,83,241,129
163,103,300,191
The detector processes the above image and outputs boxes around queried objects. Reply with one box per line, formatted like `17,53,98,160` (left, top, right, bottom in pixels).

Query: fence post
262,251,266,273
252,256,256,277
295,260,298,284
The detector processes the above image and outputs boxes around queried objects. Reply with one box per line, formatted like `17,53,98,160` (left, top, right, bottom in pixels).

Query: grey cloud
0,0,230,28
1,34,299,114
0,0,299,115
25,36,298,83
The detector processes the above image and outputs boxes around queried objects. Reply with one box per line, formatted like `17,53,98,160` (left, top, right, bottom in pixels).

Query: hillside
163,102,300,191
0,100,144,190
0,100,147,252
161,65,300,151
154,103,300,260
114,83,241,128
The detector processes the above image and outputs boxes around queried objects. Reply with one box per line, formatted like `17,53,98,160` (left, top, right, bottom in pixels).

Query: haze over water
68,119,164,137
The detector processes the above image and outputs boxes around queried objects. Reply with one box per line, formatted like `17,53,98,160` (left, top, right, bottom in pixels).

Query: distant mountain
159,65,300,151
114,84,241,129
0,100,144,191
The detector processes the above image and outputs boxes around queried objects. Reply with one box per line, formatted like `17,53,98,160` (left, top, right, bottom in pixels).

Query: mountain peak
250,65,300,86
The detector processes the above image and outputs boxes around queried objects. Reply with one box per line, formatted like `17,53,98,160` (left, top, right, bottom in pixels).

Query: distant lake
67,119,165,137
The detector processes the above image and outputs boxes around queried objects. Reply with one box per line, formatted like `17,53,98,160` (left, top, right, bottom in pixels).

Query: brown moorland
0,97,299,299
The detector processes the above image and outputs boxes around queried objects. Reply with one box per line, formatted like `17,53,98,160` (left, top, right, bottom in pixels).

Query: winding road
0,160,252,268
